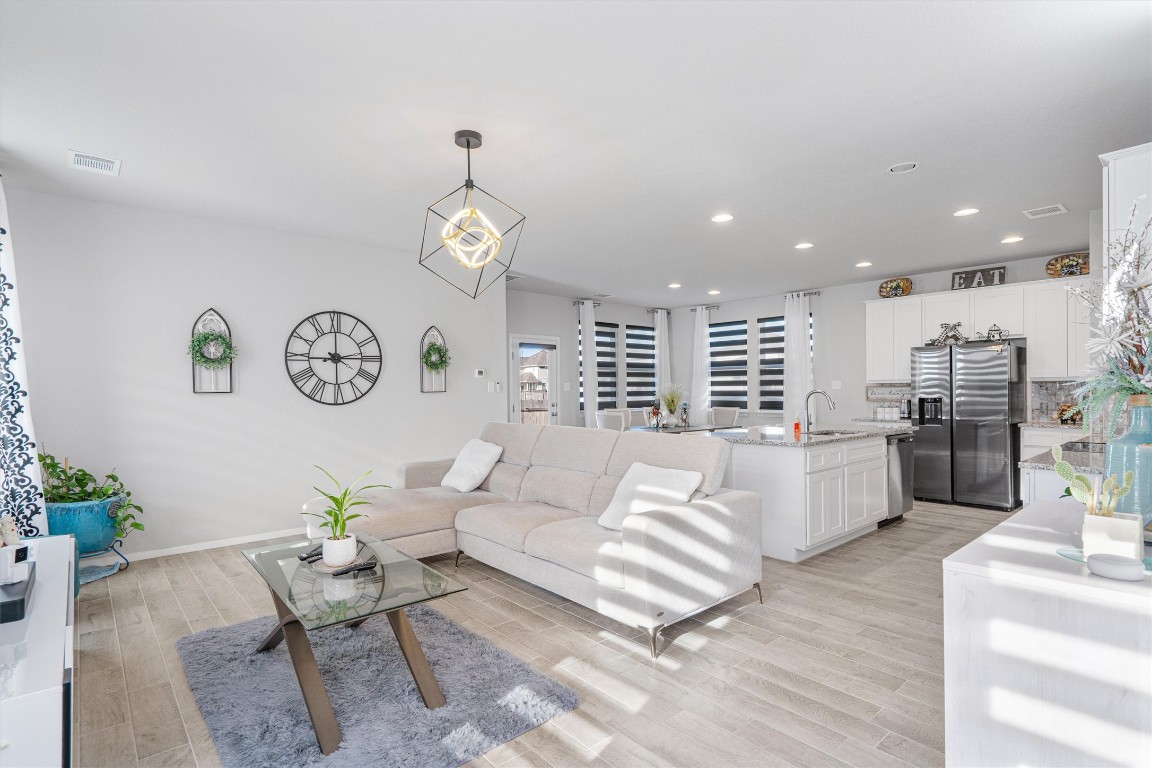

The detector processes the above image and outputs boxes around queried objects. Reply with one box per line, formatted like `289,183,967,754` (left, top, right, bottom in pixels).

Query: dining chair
710,407,740,427
604,408,631,428
595,411,626,431
627,408,647,428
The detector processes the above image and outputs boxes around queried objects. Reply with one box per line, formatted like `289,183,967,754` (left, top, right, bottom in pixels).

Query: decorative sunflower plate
1046,252,1089,278
878,277,913,298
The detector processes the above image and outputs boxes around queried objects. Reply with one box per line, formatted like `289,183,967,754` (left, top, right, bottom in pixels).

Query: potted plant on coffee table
306,467,386,567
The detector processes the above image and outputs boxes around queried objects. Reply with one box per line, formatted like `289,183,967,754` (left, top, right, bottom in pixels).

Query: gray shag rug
177,604,579,767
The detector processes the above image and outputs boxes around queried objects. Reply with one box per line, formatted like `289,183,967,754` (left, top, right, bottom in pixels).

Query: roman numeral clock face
284,311,382,405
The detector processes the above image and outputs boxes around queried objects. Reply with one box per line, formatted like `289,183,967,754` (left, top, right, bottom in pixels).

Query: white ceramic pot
322,576,359,602
322,535,357,567
1082,512,1144,560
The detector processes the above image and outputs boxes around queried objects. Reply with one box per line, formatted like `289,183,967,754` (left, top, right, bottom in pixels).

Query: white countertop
943,499,1151,609
1022,421,1087,430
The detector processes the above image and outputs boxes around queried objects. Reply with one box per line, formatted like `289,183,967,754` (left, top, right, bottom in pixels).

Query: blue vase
1105,399,1152,535
45,495,123,555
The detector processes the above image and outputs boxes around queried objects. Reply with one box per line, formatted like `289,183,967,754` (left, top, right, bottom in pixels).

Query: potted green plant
306,466,386,567
39,451,143,566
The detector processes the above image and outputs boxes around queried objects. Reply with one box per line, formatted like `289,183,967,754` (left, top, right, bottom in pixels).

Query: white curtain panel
0,179,46,536
653,308,671,397
579,300,599,427
783,292,814,427
690,306,710,417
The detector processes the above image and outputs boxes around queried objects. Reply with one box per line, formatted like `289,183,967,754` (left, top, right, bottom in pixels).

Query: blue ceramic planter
1105,399,1152,535
46,495,130,567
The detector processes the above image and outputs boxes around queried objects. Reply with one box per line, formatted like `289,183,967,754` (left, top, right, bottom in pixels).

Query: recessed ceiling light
954,208,980,217
711,214,734,223
856,262,872,268
888,162,918,174
668,283,682,288
794,242,814,249
1001,236,1024,244
708,290,720,295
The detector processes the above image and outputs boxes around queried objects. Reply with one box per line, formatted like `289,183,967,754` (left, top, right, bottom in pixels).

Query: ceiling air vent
68,150,121,176
1023,203,1067,219
593,293,615,299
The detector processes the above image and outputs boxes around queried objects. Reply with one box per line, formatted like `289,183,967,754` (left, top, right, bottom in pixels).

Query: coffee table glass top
242,535,466,631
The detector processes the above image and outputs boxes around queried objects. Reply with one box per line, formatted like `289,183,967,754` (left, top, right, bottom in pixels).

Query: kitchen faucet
803,389,836,432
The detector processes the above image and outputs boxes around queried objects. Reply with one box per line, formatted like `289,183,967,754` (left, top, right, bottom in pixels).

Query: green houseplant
306,466,386,567
39,451,143,567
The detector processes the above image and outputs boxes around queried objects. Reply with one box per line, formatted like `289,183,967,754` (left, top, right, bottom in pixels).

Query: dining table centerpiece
1069,201,1152,535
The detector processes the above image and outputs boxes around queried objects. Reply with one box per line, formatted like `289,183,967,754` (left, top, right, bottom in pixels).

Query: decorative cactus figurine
1053,445,1133,516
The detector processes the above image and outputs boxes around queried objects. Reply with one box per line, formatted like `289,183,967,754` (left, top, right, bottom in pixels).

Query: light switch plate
487,381,495,393
563,382,571,391
831,380,842,390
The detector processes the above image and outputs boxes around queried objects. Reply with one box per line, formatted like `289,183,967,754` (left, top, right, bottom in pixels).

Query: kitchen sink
806,430,867,437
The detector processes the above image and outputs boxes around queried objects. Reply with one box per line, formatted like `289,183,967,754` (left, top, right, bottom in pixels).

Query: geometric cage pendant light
419,130,526,299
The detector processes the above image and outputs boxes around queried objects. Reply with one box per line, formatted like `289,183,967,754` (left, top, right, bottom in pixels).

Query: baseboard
95,527,308,562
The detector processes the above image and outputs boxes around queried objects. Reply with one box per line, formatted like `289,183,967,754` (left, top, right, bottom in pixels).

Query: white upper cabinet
1101,144,1151,240
892,299,923,381
1023,282,1069,378
1067,278,1093,378
865,301,895,383
971,286,1024,338
922,291,972,343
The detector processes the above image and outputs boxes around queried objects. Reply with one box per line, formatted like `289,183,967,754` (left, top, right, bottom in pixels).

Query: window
624,324,656,407
579,321,618,410
757,314,814,413
708,320,748,408
757,316,785,412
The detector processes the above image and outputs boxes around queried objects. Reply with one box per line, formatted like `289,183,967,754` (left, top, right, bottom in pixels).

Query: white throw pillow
441,439,504,493
597,462,704,530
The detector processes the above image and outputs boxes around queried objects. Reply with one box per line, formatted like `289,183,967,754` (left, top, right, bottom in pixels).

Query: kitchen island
1018,436,1105,504
715,424,912,561
944,499,1151,767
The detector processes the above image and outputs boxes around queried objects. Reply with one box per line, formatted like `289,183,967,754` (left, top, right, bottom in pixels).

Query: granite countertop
714,423,913,447
852,417,912,424
1022,421,1088,430
1019,438,1107,474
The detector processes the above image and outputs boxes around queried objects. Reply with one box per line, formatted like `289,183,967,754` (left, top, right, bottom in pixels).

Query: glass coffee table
243,534,466,755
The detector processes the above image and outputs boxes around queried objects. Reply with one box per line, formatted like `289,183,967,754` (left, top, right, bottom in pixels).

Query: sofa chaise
305,422,763,656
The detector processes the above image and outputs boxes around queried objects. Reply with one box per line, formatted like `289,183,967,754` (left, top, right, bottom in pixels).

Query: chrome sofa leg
454,550,465,568
640,624,666,659
752,582,763,604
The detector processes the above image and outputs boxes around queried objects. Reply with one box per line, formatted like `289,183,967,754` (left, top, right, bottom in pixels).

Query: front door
510,338,558,425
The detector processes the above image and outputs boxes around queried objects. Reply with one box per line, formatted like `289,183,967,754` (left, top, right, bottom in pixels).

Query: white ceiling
1,1,1149,307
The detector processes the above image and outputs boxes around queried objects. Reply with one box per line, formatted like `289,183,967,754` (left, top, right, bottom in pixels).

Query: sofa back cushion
479,423,543,467
605,432,729,496
519,466,600,515
481,463,528,501
529,425,620,474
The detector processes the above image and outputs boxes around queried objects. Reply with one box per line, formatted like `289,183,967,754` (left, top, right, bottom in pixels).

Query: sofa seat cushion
524,517,625,588
455,502,581,553
344,487,504,540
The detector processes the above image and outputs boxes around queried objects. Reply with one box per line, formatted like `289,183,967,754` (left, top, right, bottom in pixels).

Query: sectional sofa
306,422,762,656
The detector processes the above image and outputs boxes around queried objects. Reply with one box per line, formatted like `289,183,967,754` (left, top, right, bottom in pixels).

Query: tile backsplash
1030,380,1081,423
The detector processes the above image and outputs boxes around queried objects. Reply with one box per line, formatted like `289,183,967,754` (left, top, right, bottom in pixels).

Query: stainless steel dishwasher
883,434,915,525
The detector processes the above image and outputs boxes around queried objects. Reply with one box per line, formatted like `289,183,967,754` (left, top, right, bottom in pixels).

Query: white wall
670,255,1059,424
10,189,508,554
506,291,653,426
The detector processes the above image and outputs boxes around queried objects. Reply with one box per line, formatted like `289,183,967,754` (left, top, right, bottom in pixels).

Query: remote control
331,559,378,577
298,545,323,561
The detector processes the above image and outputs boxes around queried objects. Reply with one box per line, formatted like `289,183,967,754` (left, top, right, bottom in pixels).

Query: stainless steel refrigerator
911,340,1026,510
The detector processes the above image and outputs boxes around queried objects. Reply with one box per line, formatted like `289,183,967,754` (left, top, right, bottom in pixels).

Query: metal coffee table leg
262,591,343,755
386,608,446,709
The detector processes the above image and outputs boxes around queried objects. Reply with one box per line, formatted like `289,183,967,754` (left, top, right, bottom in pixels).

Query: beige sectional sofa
309,422,762,656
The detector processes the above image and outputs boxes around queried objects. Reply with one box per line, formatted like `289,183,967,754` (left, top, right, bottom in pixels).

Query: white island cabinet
944,500,1151,767
722,431,890,561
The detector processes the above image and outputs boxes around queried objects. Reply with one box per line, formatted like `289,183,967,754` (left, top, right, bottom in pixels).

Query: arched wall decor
420,326,448,393
191,308,234,394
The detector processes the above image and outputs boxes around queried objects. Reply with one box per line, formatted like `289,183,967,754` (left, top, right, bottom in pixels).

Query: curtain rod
689,305,720,312
802,290,821,297
645,308,670,314
571,300,601,307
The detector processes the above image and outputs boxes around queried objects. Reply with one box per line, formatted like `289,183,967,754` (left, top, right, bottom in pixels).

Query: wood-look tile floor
73,501,1002,768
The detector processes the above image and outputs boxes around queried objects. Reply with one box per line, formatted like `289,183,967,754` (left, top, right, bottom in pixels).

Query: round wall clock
284,311,381,405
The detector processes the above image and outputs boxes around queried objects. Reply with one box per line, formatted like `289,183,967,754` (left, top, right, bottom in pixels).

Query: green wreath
422,341,451,372
188,331,236,370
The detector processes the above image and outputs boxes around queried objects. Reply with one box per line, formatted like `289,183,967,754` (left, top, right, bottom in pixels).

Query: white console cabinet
0,536,75,768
